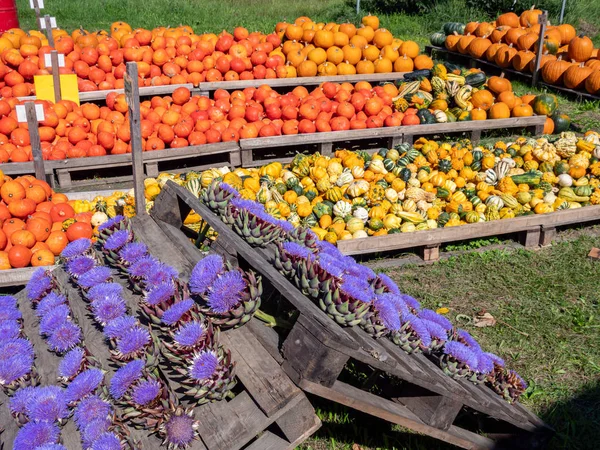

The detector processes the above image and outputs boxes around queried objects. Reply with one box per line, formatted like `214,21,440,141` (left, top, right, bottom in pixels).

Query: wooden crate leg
198,90,209,98
519,227,541,248
56,169,72,188
275,395,320,445
145,162,159,178
428,397,463,430
420,244,440,262
540,227,556,246
281,315,348,388
319,142,333,157
471,130,482,144
389,135,403,148
229,149,242,167
241,149,253,167
403,134,414,145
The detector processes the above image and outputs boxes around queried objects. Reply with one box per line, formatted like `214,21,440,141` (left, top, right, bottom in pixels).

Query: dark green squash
403,69,432,81
377,148,388,158
430,31,446,47
532,94,559,116
417,109,436,124
465,72,486,87
551,112,571,133
443,22,465,36
399,168,412,182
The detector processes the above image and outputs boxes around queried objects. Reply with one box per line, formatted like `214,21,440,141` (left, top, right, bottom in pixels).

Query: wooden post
23,102,46,181
42,15,55,48
30,0,43,31
124,62,146,216
50,50,62,103
531,11,548,86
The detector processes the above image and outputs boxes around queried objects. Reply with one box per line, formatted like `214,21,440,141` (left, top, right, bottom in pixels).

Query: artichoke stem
254,309,293,329
194,220,211,248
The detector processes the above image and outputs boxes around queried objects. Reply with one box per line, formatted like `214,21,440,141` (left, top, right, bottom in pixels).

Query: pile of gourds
395,64,566,132
192,131,600,244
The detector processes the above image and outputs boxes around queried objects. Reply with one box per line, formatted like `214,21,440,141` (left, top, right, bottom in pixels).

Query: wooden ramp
150,181,553,450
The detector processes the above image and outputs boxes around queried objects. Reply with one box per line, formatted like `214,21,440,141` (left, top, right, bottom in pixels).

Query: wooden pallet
426,45,600,102
150,181,553,450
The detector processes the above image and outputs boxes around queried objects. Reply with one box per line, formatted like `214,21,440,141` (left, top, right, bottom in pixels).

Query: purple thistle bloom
422,319,448,341
104,315,137,340
128,255,160,279
13,421,60,450
418,309,452,331
26,385,68,423
82,418,111,448
316,240,340,257
283,241,312,259
58,347,85,380
0,295,17,310
231,197,265,214
274,218,295,233
109,359,145,399
318,253,345,278
66,256,96,278
145,281,176,306
97,215,125,232
444,341,478,368
207,271,246,314
165,414,196,447
147,263,179,285
48,321,82,353
0,320,20,341
26,274,52,302
119,242,148,264
39,304,70,336
457,329,482,352
116,326,150,357
189,254,224,296
0,339,34,384
103,229,132,251
36,292,67,318
66,368,104,403
78,266,112,289
345,261,376,281
484,352,505,368
400,294,421,312
373,295,401,331
35,444,67,450
61,238,92,259
74,395,113,429
87,283,123,303
131,378,161,406
340,275,374,304
219,182,240,197
510,371,528,389
189,350,219,381
474,352,494,375
9,386,37,415
162,298,195,325
91,294,127,325
0,304,21,321
174,321,205,347
91,432,122,450
403,313,431,348
376,273,400,295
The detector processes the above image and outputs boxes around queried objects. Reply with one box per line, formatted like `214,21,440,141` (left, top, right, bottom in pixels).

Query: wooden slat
243,431,290,450
0,265,57,287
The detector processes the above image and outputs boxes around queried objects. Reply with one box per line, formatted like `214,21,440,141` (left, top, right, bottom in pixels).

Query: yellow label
34,74,80,105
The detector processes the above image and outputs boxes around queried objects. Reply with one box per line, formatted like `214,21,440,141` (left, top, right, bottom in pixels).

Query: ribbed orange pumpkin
496,12,520,28
520,6,543,27
468,37,492,59
475,22,494,38
585,59,600,70
541,57,572,85
512,103,534,117
585,70,600,94
568,35,594,62
464,22,480,35
485,42,503,61
470,89,494,111
513,50,536,72
495,44,517,68
445,34,461,52
564,62,593,89
531,53,557,72
517,33,539,51
457,34,476,54
505,28,527,46
489,102,511,119
557,24,576,45
487,75,512,94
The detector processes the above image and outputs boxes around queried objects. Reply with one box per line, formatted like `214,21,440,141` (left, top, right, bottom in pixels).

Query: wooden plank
299,379,496,450
245,320,284,364
0,161,36,175
532,12,548,86
243,431,290,450
78,83,194,102
0,265,58,287
274,394,321,443
24,101,46,181
221,326,300,417
428,396,464,430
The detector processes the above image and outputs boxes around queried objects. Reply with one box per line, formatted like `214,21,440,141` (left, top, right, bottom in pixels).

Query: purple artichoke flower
345,261,376,281
207,271,246,314
0,320,20,341
61,238,92,259
36,292,67,318
0,338,34,384
418,309,453,331
340,275,374,303
189,350,219,381
231,197,265,214
376,273,400,295
9,386,37,415
510,370,528,390
219,182,240,197
474,351,494,375
91,432,122,450
109,359,144,399
147,263,179,284
39,304,70,336
0,295,17,310
0,304,21,322
444,341,478,368
103,229,132,251
115,326,150,358
275,218,295,233
13,421,60,450
174,321,205,348
164,413,197,448
82,418,111,448
97,215,125,232
317,253,345,278
373,295,401,331
403,313,431,348
131,378,161,406
161,298,195,326
119,242,148,264
65,368,104,403
103,315,137,340
282,241,312,259
457,329,482,352
48,321,82,353
422,319,449,342
78,266,112,289
128,256,161,279
74,395,113,429
316,240,341,257
66,256,96,278
189,254,224,296
484,352,505,368
26,274,53,303
26,385,68,423
144,281,176,306
91,294,127,325
34,444,67,450
87,283,123,303
58,347,85,380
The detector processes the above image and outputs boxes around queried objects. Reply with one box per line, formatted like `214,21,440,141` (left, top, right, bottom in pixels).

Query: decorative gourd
430,31,447,47
333,201,352,218
532,93,559,116
487,75,512,94
551,113,571,133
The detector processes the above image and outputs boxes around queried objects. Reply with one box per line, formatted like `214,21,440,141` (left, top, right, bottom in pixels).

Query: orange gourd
512,103,534,117
470,90,494,111
563,62,593,89
487,75,512,94
45,230,69,255
65,222,93,241
30,248,55,267
489,102,511,119
0,180,26,204
8,245,32,268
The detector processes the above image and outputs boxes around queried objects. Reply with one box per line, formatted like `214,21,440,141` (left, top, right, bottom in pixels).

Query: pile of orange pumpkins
0,15,428,99
0,81,409,162
0,171,94,269
442,7,600,95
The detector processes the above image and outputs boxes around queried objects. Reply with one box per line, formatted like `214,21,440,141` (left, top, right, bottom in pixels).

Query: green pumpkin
368,218,384,231
394,142,411,153
436,187,451,199
539,161,555,173
383,158,396,171
472,149,483,162
575,185,593,197
352,197,368,208
465,72,486,88
437,212,451,227
532,94,559,116
399,168,412,182
396,156,411,167
463,187,476,198
357,150,371,164
443,22,465,36
470,161,482,171
554,160,570,175
430,31,446,47
377,148,388,158
406,148,421,161
259,174,275,187
438,159,452,173
376,179,389,189
470,195,482,206
551,112,571,133
301,213,318,228
417,109,436,124
312,202,332,219
388,228,402,234
304,188,317,202
457,111,472,121
274,182,287,195
291,184,304,196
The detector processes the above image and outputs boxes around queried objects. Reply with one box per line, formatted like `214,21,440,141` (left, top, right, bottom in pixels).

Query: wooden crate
151,181,553,450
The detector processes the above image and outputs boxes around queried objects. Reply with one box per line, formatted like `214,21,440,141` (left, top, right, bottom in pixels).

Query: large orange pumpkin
8,245,32,268
2,218,26,239
568,35,594,62
27,218,52,242
65,222,93,241
512,103,534,117
0,180,26,204
45,230,69,255
489,102,511,119
50,203,75,223
7,198,36,219
487,76,512,94
10,230,36,248
30,248,55,267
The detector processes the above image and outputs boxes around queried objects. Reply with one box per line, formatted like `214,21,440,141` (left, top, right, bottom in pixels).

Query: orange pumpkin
541,57,572,85
585,70,600,94
487,75,512,94
489,102,511,119
10,230,36,248
27,218,52,242
568,35,594,62
7,198,36,219
470,90,494,111
65,222,93,241
0,180,26,204
496,12,520,28
8,244,32,268
50,203,75,223
0,251,10,270
2,218,26,239
30,248,55,267
511,103,534,117
45,230,69,255
563,62,593,89
520,6,543,27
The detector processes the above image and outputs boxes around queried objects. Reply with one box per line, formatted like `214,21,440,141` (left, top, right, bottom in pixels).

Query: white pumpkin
353,207,369,223
336,170,354,187
351,166,365,179
485,195,504,210
91,211,108,227
346,180,370,197
333,201,352,218
352,230,368,239
384,188,399,203
557,173,573,187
